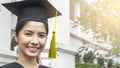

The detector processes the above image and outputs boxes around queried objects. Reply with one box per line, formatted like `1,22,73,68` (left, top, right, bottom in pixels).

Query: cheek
39,38,47,47
18,35,31,47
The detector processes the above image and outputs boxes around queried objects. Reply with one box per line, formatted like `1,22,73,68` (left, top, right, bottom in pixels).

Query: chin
26,52,39,58
24,48,41,57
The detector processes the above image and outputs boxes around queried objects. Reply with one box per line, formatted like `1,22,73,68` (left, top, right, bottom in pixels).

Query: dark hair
15,21,49,36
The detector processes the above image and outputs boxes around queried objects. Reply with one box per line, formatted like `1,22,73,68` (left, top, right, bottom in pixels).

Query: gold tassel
49,30,56,58
48,10,58,58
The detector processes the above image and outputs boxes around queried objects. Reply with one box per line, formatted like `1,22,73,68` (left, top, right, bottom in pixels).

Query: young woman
0,0,61,68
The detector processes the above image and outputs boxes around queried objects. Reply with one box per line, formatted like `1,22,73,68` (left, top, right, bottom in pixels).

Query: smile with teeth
26,46,40,52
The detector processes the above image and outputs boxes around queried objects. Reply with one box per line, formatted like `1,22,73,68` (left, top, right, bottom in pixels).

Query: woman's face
14,21,47,57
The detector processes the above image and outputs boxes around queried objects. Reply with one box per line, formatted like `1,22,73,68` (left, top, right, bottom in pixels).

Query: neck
16,52,39,68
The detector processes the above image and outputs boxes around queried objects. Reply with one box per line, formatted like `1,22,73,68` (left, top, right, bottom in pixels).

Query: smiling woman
0,0,61,68
14,21,47,60
12,20,48,68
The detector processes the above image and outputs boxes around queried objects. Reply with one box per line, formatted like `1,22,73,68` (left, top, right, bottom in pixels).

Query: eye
25,33,32,37
38,34,46,39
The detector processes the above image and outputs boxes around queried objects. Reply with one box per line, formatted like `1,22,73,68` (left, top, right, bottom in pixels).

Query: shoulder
39,65,50,68
0,62,23,68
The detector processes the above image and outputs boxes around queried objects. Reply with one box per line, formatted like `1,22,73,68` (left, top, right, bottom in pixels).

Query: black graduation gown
0,62,49,68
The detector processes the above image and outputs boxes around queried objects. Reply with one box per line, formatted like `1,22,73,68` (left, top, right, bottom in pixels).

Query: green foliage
97,56,105,67
76,63,100,68
113,64,120,68
75,54,81,63
83,51,96,63
107,59,113,68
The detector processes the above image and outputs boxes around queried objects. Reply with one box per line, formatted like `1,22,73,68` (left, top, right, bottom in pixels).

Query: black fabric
0,62,49,68
2,0,61,24
17,6,48,24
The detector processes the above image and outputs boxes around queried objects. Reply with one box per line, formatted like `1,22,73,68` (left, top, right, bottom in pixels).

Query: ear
14,32,18,43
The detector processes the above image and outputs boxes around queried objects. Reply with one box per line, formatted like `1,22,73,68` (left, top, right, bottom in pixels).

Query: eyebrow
38,32,46,35
24,30,32,33
24,30,46,34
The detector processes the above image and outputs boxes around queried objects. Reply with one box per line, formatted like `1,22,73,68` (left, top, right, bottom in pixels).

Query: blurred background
0,0,120,68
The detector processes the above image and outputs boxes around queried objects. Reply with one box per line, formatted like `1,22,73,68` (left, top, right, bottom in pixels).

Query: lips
26,46,40,53
27,46,40,49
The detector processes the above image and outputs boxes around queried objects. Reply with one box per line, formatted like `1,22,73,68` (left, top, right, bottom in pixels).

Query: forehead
21,21,46,31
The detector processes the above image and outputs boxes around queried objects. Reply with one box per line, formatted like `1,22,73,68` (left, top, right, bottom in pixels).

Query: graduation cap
2,0,61,24
2,0,61,58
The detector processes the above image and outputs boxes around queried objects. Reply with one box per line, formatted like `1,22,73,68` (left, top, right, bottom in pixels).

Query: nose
31,35,39,45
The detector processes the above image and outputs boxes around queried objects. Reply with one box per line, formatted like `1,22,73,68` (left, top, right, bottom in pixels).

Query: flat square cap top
2,0,61,24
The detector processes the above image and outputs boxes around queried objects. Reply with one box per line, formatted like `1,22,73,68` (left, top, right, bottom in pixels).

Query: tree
78,0,120,57
97,55,105,68
83,50,96,63
107,59,113,68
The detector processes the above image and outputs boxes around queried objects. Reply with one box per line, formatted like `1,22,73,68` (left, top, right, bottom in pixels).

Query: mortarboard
2,0,61,24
